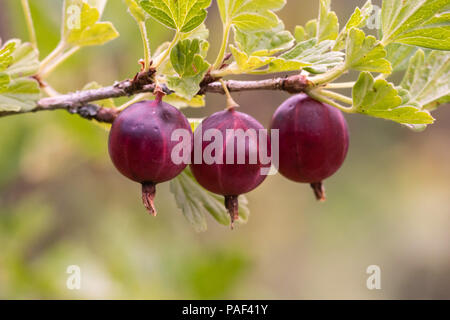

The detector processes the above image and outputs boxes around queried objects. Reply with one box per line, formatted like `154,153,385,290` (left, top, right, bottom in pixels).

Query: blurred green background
1,0,449,299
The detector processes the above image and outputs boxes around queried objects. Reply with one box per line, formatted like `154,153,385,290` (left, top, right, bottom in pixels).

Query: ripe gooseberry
190,108,270,228
108,94,192,215
270,93,349,200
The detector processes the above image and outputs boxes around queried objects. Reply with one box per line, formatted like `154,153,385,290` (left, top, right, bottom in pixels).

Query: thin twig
0,74,312,122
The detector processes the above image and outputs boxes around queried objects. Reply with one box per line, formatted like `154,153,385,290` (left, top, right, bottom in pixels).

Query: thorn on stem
138,59,146,71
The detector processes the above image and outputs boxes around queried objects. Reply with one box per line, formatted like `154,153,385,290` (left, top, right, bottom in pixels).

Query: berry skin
270,94,349,200
108,98,192,215
190,108,270,227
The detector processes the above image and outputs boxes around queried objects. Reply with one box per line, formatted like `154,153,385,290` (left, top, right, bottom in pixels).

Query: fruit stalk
225,195,239,229
142,182,157,216
310,182,326,202
21,0,37,50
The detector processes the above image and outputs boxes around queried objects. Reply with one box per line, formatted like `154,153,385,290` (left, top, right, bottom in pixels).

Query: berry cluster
108,93,349,228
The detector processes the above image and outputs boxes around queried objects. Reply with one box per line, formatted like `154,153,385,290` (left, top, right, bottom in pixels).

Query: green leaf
345,28,392,74
343,0,373,30
294,19,318,42
87,0,108,14
170,39,209,76
156,24,209,77
0,39,40,112
123,0,148,22
64,1,119,47
163,94,205,108
0,79,40,112
0,73,11,91
217,0,285,32
400,50,450,109
424,94,450,111
381,0,450,50
265,58,308,73
267,39,344,73
305,19,318,39
139,0,212,33
385,43,418,72
334,0,373,50
170,168,250,231
234,22,294,56
229,45,274,73
0,39,39,78
167,38,210,99
352,72,434,124
0,41,15,71
181,23,210,41
317,0,339,42
294,26,306,42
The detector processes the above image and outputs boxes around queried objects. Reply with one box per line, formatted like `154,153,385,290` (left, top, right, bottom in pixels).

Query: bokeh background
0,0,449,299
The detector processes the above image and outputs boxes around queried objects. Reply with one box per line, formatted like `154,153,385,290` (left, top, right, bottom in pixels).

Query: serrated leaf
217,0,285,32
294,19,318,42
167,38,210,99
346,28,392,74
294,25,306,42
343,1,373,30
305,19,318,39
163,94,205,108
170,38,209,76
265,58,308,73
87,0,108,14
73,22,119,46
385,43,418,72
234,22,294,56
0,42,15,71
400,50,450,110
0,40,40,112
381,0,450,50
229,45,274,72
0,79,40,112
1,40,39,78
139,0,211,33
167,71,208,100
63,1,119,47
170,168,250,231
352,72,434,124
0,73,10,91
156,25,209,77
334,0,373,50
181,23,210,41
317,0,339,42
266,39,344,73
424,95,450,111
123,0,148,22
